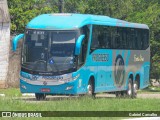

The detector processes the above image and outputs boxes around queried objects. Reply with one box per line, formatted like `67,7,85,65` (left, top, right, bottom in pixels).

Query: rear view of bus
12,13,150,100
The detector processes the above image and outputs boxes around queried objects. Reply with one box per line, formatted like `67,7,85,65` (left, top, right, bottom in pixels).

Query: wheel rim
133,83,138,96
87,84,92,95
127,82,132,96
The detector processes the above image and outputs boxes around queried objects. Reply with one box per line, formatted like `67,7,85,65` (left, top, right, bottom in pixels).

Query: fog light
66,86,73,90
21,85,26,89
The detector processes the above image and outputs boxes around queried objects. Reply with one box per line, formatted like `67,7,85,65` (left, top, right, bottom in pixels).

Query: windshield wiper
32,60,47,71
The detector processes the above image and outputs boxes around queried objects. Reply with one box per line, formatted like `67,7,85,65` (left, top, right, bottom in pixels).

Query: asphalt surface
12,93,160,101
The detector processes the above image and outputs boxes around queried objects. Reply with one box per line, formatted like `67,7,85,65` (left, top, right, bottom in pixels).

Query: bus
12,13,150,100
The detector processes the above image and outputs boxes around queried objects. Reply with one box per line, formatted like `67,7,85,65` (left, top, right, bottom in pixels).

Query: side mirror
75,35,85,55
12,34,24,51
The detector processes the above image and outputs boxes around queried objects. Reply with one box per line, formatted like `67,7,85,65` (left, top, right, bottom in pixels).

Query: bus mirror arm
75,34,85,55
12,34,24,51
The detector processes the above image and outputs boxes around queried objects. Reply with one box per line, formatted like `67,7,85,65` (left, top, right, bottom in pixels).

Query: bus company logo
43,81,47,85
114,54,125,87
92,54,108,62
42,76,63,81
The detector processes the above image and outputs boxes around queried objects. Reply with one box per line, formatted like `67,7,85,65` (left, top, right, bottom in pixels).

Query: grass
138,86,160,93
0,97,160,111
0,97,160,120
0,87,160,120
0,88,21,97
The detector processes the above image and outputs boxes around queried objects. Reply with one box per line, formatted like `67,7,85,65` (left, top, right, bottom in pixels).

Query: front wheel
116,91,126,98
87,80,95,98
35,93,46,100
115,91,122,98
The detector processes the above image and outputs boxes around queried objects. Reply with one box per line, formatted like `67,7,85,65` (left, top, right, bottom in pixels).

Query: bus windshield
22,30,79,73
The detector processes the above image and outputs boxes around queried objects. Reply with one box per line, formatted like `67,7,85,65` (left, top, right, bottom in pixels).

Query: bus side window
136,29,142,49
115,34,120,49
91,26,99,51
122,28,127,49
112,28,121,49
126,28,132,49
98,33,106,48
140,29,144,49
130,28,136,49
110,27,116,48
143,30,149,49
78,26,89,66
116,28,123,49
103,27,111,49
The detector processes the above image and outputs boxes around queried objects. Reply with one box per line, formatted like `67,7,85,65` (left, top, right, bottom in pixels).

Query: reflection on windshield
50,44,74,57
22,30,78,73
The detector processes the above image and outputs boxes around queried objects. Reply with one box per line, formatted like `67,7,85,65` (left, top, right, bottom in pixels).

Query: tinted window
91,26,112,50
90,25,149,50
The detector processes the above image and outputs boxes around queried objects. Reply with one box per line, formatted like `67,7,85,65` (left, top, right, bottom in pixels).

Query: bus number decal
114,54,125,87
92,54,109,62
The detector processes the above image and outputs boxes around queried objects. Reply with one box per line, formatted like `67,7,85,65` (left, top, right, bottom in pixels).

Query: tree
8,0,160,79
8,0,58,34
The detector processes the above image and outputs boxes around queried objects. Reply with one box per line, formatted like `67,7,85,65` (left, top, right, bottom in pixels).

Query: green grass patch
0,88,160,120
138,86,160,94
0,97,160,111
0,88,22,97
0,97,159,120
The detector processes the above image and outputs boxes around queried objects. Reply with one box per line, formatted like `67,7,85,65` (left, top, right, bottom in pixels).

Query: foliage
8,0,58,34
8,0,160,79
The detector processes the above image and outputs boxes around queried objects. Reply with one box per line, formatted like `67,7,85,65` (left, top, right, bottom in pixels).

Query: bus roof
26,13,149,30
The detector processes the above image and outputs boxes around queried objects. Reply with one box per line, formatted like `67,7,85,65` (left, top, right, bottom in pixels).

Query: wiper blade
32,60,47,71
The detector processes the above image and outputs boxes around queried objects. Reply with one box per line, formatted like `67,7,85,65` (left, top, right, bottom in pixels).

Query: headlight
20,71,32,80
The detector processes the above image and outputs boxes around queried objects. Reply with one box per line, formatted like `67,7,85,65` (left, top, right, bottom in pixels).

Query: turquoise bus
13,13,150,100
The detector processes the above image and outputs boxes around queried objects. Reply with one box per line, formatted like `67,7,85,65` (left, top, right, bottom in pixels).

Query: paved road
13,93,160,101
97,93,160,99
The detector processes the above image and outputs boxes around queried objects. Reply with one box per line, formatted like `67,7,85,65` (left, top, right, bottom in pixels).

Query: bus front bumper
20,79,78,95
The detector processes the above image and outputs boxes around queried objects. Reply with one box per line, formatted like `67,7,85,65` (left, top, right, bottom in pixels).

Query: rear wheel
132,81,138,98
126,79,133,98
35,93,46,100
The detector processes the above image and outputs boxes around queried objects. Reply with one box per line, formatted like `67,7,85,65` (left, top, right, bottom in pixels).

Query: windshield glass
22,30,79,73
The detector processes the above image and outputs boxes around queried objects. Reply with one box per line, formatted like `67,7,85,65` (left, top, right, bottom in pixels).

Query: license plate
41,88,50,92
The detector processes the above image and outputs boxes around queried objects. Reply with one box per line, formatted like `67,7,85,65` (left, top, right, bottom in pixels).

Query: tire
115,91,122,98
116,91,127,98
78,94,85,97
87,80,95,98
126,79,133,98
132,81,138,98
35,93,46,100
121,91,127,98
